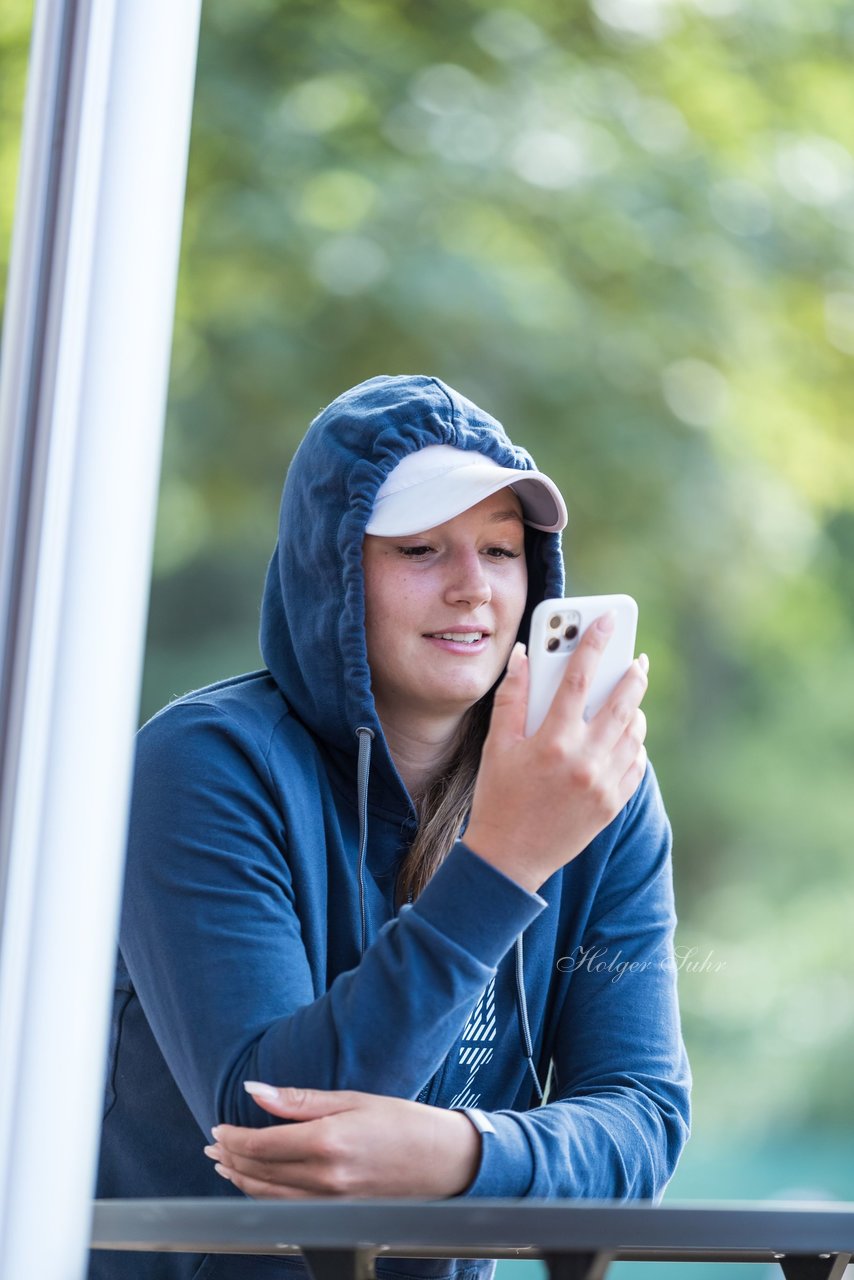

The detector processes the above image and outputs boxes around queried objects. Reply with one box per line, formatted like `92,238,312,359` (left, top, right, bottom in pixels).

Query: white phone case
524,594,638,737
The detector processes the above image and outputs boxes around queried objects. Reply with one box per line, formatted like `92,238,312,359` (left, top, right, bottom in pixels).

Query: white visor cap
365,444,568,537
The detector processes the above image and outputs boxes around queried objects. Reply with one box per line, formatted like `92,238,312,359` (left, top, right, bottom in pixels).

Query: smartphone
524,594,639,737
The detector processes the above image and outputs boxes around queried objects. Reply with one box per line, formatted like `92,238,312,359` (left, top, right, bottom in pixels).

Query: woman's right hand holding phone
464,613,649,895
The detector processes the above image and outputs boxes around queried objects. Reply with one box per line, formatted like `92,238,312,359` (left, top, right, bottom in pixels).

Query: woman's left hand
203,1084,481,1199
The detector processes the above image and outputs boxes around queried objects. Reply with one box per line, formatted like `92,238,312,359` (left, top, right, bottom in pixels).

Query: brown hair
394,695,494,908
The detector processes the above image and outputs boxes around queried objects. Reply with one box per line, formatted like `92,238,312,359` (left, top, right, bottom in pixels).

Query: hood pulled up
259,374,564,807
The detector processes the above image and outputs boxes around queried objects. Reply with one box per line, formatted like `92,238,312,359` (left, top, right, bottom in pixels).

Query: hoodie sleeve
118,701,546,1136
455,764,692,1200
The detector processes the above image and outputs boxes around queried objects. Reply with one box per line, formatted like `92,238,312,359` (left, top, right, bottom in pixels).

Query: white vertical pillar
0,0,202,1275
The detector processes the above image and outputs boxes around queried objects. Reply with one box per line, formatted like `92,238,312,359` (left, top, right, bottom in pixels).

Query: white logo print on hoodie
449,974,496,1108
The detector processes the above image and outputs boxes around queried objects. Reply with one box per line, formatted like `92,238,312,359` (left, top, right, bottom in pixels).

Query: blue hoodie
92,375,691,1280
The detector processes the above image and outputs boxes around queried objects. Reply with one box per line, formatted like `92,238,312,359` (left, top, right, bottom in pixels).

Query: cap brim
365,463,567,536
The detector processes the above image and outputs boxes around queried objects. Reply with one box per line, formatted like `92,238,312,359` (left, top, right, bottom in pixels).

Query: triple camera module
546,609,581,653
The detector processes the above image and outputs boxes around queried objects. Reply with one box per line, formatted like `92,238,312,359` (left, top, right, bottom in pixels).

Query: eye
397,544,434,558
484,546,522,559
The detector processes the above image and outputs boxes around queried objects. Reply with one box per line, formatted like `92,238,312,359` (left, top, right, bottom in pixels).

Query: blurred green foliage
2,0,854,1197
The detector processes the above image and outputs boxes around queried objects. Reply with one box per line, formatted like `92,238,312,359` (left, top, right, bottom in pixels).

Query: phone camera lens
549,615,561,629
547,637,560,652
564,624,578,640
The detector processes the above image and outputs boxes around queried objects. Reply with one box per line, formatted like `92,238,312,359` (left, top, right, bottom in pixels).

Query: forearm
127,839,545,1132
455,1077,691,1200
218,843,544,1123
208,1087,484,1199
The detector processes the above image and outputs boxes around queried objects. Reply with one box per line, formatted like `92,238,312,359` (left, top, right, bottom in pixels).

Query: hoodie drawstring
516,932,545,1104
355,726,375,957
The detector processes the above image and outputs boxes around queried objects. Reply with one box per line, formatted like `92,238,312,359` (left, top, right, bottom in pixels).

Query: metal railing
91,1199,854,1280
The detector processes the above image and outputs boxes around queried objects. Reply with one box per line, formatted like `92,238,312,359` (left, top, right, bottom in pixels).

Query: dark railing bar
543,1249,614,1280
781,1254,852,1280
293,1249,854,1280
301,1248,378,1280
86,1242,853,1265
90,1198,854,1256
282,1248,854,1280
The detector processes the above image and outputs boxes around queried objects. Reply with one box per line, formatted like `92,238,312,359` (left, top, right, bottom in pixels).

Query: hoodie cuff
410,840,546,970
451,1110,536,1198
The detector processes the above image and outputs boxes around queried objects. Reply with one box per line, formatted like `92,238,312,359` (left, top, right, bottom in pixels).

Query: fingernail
507,641,526,674
638,653,649,674
203,1144,221,1160
243,1080,279,1101
211,1126,221,1140
214,1163,232,1181
596,610,616,634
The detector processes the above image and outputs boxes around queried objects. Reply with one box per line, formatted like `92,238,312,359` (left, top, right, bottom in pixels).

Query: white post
0,0,202,1275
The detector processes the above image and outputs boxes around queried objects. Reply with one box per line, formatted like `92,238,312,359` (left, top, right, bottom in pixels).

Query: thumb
242,1081,354,1120
488,642,528,741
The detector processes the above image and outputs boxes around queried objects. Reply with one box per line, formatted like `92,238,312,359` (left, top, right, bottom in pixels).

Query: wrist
461,823,545,895
447,1108,497,1196
441,1108,483,1196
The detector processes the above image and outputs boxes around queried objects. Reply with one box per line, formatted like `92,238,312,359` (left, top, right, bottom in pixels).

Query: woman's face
363,489,528,726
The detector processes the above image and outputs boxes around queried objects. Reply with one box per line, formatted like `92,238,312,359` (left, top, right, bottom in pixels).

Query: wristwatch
453,1106,496,1138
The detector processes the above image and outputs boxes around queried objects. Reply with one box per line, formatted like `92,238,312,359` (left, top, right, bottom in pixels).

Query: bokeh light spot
824,291,854,356
662,357,730,428
472,9,549,60
311,235,388,295
775,134,854,208
298,170,377,231
280,73,368,134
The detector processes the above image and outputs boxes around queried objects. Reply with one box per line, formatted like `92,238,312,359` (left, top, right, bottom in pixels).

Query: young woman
93,374,691,1280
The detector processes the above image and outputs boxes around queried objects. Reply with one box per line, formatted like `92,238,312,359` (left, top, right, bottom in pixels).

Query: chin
425,680,492,716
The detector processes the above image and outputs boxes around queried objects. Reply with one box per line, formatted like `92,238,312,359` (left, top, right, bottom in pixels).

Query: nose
443,549,492,609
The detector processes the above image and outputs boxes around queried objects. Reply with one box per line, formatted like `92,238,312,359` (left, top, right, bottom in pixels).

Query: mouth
424,629,491,653
426,631,486,644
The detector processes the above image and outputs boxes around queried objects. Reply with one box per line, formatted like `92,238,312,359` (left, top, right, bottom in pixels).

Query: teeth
436,632,482,643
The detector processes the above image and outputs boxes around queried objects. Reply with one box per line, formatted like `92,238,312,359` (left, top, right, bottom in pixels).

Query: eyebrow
489,510,525,525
